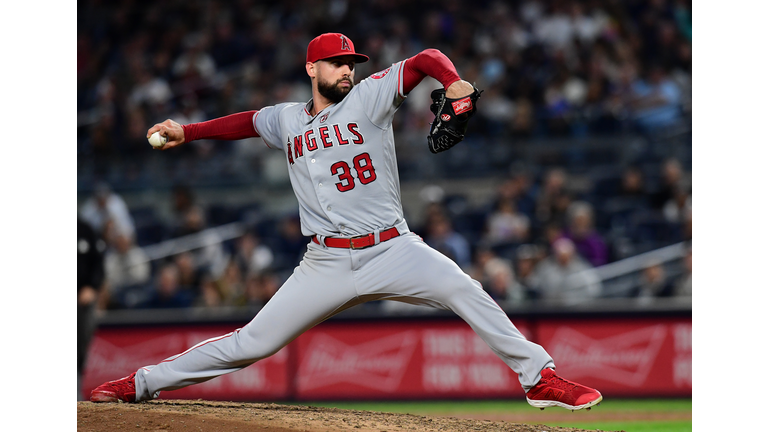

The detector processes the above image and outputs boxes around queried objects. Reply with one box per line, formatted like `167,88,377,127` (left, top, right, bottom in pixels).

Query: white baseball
148,131,167,148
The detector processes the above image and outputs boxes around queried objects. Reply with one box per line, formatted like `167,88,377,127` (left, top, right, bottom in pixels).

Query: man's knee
235,328,288,362
438,274,484,301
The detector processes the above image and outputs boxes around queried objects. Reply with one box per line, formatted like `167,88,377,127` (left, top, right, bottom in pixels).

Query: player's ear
306,62,316,79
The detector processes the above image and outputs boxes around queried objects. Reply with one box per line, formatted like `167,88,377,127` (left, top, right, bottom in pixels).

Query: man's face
553,240,575,266
313,56,356,103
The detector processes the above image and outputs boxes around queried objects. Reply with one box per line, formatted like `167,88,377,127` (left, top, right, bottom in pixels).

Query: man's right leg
351,233,602,410
130,244,359,401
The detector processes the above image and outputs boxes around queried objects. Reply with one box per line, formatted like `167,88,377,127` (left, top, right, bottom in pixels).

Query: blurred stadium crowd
77,0,692,311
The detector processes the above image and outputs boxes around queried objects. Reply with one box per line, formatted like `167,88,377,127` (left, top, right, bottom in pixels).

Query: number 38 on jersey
331,152,377,192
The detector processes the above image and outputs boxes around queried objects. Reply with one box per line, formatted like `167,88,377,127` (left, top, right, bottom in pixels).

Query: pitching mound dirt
77,400,617,432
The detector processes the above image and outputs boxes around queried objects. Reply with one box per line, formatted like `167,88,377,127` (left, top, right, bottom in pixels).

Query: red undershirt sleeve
181,110,259,143
401,49,462,95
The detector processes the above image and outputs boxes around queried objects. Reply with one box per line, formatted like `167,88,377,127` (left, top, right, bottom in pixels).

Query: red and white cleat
526,368,602,411
90,372,137,403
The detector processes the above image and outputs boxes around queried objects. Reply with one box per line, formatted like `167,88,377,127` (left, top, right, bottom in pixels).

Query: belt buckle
349,233,374,249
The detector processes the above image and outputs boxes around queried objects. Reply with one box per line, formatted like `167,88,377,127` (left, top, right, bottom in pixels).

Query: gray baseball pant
134,233,554,401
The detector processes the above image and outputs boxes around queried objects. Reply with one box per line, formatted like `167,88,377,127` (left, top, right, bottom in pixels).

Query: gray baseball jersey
132,61,554,401
253,60,408,238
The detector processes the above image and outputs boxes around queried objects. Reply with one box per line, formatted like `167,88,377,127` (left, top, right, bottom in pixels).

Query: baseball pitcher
91,33,602,411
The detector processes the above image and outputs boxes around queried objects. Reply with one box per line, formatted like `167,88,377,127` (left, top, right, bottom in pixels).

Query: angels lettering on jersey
284,122,365,166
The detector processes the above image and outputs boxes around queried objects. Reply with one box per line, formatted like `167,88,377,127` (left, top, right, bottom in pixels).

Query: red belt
312,227,401,249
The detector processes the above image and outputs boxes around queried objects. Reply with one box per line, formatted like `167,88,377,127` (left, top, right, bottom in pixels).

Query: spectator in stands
543,67,588,136
528,238,602,303
663,183,692,224
423,210,472,270
484,198,531,245
561,201,609,267
122,107,153,155
471,246,522,303
511,244,542,300
234,231,274,276
210,17,249,68
597,166,649,246
77,217,105,400
540,221,564,250
535,168,572,228
582,53,617,133
172,203,206,238
103,231,151,302
606,61,639,123
172,95,207,127
485,257,523,304
637,260,674,298
127,66,173,110
174,251,202,292
491,167,537,221
172,205,229,279
238,270,281,308
619,166,648,200
603,166,650,219
674,0,693,41
510,97,535,138
418,201,447,231
80,182,136,243
651,158,685,209
511,166,538,218
171,184,196,222
144,263,194,308
172,34,217,80
195,274,223,308
628,63,683,133
470,245,493,280
172,32,218,99
674,243,692,297
681,207,692,241
271,214,308,271
215,259,245,305
531,1,575,51
479,85,516,136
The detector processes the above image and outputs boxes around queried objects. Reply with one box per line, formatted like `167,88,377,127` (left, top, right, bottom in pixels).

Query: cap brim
316,52,370,63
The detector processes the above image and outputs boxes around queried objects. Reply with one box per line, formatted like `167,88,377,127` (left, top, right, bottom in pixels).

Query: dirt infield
77,400,628,432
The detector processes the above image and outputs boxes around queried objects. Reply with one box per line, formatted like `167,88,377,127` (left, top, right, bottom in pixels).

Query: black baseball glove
427,85,483,154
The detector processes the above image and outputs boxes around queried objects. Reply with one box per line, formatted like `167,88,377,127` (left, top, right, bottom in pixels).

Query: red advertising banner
293,319,532,400
82,316,691,401
81,325,290,401
535,318,692,397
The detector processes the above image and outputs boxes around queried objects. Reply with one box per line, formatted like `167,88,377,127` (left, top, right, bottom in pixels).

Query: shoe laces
544,373,578,391
108,374,135,391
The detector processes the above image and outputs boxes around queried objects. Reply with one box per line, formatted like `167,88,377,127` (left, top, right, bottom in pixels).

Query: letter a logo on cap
340,35,351,51
307,33,369,64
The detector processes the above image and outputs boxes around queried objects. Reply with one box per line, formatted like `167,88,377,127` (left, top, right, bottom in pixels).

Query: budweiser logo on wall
297,332,418,392
423,362,511,392
84,331,289,395
422,330,498,358
548,325,667,387
85,334,190,380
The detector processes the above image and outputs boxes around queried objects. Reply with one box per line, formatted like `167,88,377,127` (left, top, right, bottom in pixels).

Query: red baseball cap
306,33,369,64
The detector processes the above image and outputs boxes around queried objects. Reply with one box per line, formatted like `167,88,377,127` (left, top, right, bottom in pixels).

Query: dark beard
317,77,353,103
